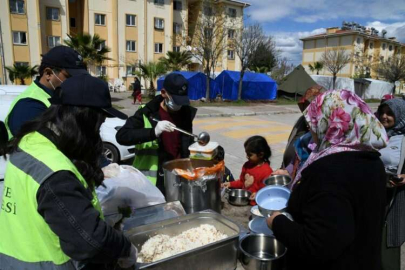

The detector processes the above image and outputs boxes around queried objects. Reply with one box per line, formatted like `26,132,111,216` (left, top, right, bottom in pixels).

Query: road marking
198,120,288,131
223,126,292,139
264,133,291,144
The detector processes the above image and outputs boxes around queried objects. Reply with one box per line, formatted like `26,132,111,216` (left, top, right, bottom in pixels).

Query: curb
195,110,300,118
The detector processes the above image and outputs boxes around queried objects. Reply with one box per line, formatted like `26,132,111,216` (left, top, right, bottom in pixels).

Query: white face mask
165,95,182,112
49,70,64,90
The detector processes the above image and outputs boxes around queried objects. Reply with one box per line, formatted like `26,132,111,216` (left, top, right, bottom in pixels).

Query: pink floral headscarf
292,90,388,188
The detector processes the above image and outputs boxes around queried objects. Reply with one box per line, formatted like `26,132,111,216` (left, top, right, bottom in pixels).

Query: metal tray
122,201,186,229
125,211,241,270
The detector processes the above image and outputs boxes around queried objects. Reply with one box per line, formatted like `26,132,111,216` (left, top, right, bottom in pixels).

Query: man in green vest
116,73,197,193
5,45,88,139
0,74,136,269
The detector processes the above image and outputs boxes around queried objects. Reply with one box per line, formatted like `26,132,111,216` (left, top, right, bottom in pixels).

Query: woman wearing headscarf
268,90,388,270
377,98,405,270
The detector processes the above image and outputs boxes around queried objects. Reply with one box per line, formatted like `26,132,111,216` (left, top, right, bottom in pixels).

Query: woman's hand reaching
272,169,290,176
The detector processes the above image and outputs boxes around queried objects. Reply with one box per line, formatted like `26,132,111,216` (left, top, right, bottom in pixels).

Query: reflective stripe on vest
0,132,103,268
5,82,51,140
132,106,159,185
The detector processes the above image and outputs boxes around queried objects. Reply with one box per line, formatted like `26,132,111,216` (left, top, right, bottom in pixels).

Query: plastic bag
96,165,166,226
173,161,225,181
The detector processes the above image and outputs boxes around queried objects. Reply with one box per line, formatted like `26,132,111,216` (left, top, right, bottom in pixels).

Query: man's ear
161,89,167,98
43,68,53,80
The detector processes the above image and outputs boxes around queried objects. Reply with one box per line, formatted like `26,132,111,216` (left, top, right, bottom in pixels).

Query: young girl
222,136,273,205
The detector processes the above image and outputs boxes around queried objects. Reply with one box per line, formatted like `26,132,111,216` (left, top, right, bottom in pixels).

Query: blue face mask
165,95,182,111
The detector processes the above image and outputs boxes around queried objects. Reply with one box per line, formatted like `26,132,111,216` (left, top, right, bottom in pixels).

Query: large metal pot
163,159,223,214
239,234,286,270
228,189,251,206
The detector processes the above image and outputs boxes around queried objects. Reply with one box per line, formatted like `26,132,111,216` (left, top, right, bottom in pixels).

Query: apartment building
300,22,405,79
0,0,249,88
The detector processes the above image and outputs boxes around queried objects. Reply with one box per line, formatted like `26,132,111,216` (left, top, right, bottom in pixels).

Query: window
203,6,213,16
126,14,136,26
126,66,134,76
228,29,235,39
368,55,372,61
228,8,237,18
154,18,164,30
46,7,60,21
173,23,182,34
154,0,164,5
389,45,393,51
13,31,27,45
173,46,180,52
354,66,358,72
95,14,106,25
227,50,235,60
15,62,28,67
47,36,61,48
154,43,163,53
382,43,386,50
126,40,136,52
380,56,384,61
97,41,106,51
369,42,374,49
70,17,76,27
173,0,182,10
10,0,25,14
96,66,106,76
356,37,361,44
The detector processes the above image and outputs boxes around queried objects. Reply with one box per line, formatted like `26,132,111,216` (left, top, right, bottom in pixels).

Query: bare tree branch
321,49,351,89
373,55,405,94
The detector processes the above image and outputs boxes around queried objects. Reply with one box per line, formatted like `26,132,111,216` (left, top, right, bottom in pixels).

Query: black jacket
273,151,386,270
36,128,131,268
116,95,197,192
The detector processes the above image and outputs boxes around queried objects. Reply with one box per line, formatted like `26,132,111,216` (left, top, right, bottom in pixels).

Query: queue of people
0,45,404,270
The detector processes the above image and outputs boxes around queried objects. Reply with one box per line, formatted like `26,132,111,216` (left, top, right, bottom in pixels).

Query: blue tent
214,71,277,100
157,71,216,100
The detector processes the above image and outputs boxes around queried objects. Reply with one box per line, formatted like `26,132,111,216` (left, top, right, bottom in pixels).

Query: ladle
150,117,210,146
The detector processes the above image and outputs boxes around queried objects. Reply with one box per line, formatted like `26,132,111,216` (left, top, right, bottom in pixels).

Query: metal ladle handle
150,117,198,139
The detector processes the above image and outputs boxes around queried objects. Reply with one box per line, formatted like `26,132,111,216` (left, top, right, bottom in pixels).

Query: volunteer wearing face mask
116,73,197,193
4,46,88,139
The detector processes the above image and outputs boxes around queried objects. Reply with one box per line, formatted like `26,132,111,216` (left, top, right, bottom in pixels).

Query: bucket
162,158,223,214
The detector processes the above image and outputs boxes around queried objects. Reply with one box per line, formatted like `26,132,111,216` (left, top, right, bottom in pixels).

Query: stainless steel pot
163,159,222,214
239,234,287,270
263,175,292,187
228,189,251,206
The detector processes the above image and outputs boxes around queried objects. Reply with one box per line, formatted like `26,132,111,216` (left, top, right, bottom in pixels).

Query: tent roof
278,65,317,95
158,71,204,81
218,70,276,83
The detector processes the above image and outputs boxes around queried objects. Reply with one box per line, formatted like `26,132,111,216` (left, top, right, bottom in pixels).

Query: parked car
0,85,135,180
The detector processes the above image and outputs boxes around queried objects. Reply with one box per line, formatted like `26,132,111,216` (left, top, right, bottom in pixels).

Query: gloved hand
155,120,175,137
118,244,138,269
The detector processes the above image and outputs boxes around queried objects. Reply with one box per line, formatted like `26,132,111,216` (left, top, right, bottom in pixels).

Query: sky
242,0,405,66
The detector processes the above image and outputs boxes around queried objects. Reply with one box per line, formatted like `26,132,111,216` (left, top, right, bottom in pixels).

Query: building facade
0,0,248,88
300,25,405,79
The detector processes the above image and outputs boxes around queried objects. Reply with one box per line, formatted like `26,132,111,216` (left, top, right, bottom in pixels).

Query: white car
0,85,135,180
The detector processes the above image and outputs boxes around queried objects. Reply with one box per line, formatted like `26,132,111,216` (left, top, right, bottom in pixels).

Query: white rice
137,224,228,263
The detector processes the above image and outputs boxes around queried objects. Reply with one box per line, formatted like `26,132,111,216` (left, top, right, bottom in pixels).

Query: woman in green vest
0,75,136,270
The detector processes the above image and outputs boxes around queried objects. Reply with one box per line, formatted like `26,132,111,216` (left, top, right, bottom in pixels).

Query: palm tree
159,51,192,71
314,61,324,75
5,64,38,85
308,63,315,74
64,33,112,68
134,62,167,97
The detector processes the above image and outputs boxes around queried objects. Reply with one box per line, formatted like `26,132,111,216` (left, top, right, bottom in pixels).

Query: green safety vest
5,82,51,140
133,106,159,185
0,131,103,269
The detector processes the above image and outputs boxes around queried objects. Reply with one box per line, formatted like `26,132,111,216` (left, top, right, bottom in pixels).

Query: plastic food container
189,142,219,160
